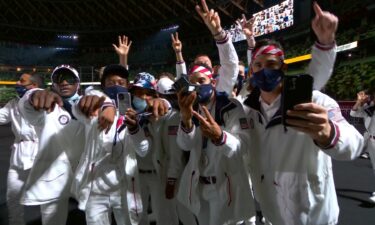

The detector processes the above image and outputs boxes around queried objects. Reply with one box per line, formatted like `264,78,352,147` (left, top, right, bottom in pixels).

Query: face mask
197,84,214,104
15,85,28,98
252,68,284,92
133,96,147,113
64,93,80,105
103,85,128,101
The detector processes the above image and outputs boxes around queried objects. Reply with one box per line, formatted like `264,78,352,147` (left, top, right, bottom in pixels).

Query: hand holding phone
117,92,132,115
172,76,198,95
281,74,314,126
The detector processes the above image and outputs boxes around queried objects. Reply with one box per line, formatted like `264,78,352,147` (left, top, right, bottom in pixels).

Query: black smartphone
117,92,132,115
172,76,198,95
281,74,314,126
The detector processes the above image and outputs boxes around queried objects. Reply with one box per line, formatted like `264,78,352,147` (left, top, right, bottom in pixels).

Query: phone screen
117,92,132,115
281,74,313,126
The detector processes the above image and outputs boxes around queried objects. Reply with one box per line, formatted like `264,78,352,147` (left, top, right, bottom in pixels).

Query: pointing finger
313,1,323,16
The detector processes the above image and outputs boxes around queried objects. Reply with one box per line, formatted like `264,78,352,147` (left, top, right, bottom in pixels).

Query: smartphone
172,76,197,95
281,74,314,126
117,92,132,115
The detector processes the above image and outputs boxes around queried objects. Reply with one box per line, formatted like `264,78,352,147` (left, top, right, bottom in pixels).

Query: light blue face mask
64,93,80,105
132,96,147,113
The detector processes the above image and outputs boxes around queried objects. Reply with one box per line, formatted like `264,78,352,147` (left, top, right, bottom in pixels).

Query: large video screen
228,0,294,42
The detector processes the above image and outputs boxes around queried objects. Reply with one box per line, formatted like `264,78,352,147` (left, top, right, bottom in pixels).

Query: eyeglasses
53,72,78,84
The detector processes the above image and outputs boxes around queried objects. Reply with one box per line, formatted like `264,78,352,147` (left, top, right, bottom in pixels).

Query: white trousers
138,172,171,225
85,192,131,225
197,184,228,225
40,198,69,225
6,167,29,225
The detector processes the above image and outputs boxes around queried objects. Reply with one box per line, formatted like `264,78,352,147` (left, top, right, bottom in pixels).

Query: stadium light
284,41,358,64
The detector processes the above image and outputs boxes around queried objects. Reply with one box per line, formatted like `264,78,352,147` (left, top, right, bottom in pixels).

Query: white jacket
176,95,255,224
71,91,149,224
241,90,364,225
0,98,39,170
18,89,85,205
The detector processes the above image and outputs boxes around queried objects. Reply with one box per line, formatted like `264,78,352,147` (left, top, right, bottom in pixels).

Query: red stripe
132,177,139,216
225,173,232,206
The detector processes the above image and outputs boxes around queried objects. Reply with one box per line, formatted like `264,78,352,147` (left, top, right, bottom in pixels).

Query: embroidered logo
58,115,70,125
239,118,250,129
168,126,178,135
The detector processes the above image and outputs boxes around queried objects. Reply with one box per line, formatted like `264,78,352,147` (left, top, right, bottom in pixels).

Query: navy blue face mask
103,85,128,101
252,68,284,92
197,84,214,104
15,85,28,98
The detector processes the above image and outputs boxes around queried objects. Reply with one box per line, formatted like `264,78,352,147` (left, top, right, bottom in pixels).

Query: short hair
238,61,246,67
30,73,45,88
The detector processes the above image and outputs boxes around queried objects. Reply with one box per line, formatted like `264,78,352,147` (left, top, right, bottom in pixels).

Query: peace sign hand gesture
311,2,338,45
195,0,223,37
171,32,182,53
192,106,223,143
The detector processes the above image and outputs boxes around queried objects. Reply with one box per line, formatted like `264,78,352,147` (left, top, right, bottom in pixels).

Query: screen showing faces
227,0,294,42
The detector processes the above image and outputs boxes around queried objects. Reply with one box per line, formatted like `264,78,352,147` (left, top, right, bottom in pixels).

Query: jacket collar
244,87,282,129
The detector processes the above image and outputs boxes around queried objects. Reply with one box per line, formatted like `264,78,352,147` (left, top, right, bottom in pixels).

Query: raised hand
239,14,256,38
192,105,222,142
171,32,182,53
195,0,223,37
286,102,333,146
112,35,132,56
239,14,256,48
356,91,369,104
30,90,63,113
311,1,338,45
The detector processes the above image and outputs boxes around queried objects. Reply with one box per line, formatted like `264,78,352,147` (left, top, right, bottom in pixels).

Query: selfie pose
239,3,364,225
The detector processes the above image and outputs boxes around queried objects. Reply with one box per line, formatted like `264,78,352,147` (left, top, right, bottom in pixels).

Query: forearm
307,42,337,90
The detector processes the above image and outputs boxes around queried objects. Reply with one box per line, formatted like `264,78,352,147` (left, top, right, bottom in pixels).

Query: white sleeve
17,88,46,127
176,123,196,151
176,62,187,80
306,42,337,90
128,126,151,157
0,100,13,124
350,108,367,118
215,33,239,95
314,93,364,160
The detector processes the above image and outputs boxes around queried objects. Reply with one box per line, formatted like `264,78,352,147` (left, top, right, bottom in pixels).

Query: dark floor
0,124,374,225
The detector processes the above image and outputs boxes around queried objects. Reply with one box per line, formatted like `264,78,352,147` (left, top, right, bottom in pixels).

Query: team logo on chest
58,115,70,125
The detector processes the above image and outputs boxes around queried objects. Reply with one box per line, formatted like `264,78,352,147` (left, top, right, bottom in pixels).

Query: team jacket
176,93,255,224
71,90,149,224
240,89,364,225
18,89,85,205
0,98,39,170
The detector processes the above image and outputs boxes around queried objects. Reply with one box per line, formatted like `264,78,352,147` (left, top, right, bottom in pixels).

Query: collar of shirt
259,94,281,123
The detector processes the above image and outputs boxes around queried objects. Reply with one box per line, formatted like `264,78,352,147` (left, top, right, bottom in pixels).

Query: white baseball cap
156,77,175,95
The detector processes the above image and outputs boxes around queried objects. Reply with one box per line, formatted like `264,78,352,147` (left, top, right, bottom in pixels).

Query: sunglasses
53,72,79,84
